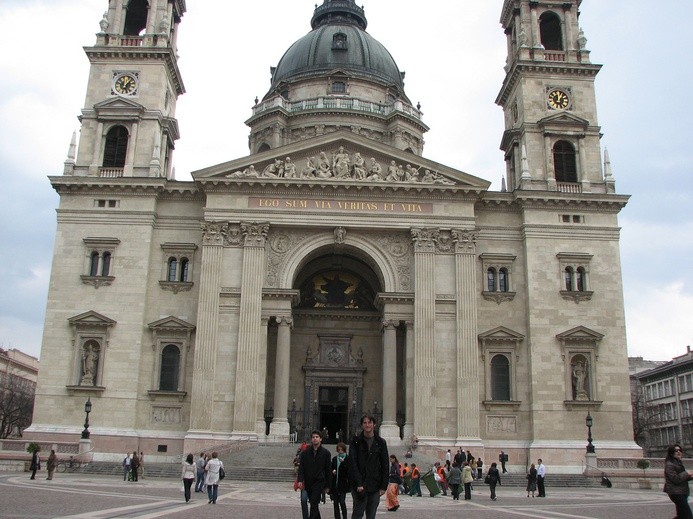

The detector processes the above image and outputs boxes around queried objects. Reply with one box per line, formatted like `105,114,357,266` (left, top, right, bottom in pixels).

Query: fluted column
403,320,415,441
452,230,480,440
189,222,228,431
270,316,292,438
411,228,438,438
378,318,398,442
232,222,269,434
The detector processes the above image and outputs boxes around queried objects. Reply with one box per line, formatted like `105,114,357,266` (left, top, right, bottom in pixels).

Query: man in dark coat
298,430,332,519
348,414,389,519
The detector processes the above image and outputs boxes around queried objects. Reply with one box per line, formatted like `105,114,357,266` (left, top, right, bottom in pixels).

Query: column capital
277,316,294,328
201,221,229,246
381,319,397,330
241,222,270,247
411,227,439,253
451,229,479,254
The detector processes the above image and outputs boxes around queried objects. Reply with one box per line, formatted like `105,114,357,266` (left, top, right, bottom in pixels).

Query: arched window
89,251,100,277
179,258,189,282
491,355,511,401
101,252,111,276
564,267,574,291
553,140,577,183
487,268,496,292
257,143,271,153
539,12,563,50
167,257,177,282
103,125,129,168
576,267,586,292
159,344,180,391
499,268,508,292
123,0,149,36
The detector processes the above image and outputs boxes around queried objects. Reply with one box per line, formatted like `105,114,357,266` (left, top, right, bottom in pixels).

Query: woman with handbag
181,453,196,503
526,463,537,497
204,451,224,504
385,455,401,512
486,462,501,501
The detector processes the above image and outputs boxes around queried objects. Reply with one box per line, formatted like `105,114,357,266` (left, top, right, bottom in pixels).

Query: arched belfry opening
539,11,563,50
265,248,405,443
123,0,149,36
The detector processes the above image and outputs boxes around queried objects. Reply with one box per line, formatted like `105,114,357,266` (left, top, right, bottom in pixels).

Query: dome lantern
311,0,367,30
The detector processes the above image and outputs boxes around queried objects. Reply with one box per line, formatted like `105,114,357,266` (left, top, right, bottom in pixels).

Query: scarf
336,453,346,484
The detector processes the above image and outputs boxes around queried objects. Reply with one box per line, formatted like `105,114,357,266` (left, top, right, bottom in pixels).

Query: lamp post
81,397,92,439
585,411,595,453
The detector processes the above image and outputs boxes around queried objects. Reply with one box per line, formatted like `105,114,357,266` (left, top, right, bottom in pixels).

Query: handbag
219,467,225,480
484,474,491,484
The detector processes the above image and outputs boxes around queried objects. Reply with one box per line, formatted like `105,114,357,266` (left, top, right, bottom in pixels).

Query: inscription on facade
249,197,433,214
487,415,517,434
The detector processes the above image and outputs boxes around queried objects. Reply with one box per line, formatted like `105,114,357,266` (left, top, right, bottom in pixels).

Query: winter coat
664,457,691,495
462,465,474,484
298,445,331,491
331,454,350,494
348,433,389,493
447,466,462,485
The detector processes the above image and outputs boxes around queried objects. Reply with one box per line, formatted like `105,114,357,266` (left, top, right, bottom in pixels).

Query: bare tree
0,371,35,438
632,386,661,454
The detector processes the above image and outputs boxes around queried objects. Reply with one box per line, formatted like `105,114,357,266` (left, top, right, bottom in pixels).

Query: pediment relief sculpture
225,146,455,185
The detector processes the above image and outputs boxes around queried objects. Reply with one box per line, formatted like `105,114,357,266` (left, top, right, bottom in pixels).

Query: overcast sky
1,1,691,362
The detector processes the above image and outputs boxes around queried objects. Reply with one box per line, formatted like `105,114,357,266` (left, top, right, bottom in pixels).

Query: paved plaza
0,472,678,519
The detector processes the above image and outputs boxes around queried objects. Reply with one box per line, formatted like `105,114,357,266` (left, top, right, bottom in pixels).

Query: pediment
148,315,196,332
192,130,490,191
538,112,589,129
93,97,145,117
479,326,525,343
556,326,604,343
68,310,116,328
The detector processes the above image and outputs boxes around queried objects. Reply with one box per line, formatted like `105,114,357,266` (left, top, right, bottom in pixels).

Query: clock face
547,89,570,110
114,74,137,95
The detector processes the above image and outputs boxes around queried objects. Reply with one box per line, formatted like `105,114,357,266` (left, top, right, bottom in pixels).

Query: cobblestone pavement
0,472,677,518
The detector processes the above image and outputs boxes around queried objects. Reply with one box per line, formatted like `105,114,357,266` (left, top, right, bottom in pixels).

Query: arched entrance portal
265,249,408,443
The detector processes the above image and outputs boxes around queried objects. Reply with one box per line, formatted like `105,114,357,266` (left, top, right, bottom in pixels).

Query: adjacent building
0,348,39,438
27,0,641,470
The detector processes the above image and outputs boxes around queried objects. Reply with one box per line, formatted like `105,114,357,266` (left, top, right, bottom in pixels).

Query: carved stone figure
332,146,351,178
99,12,109,32
262,159,283,177
334,226,346,244
283,157,297,178
316,152,332,178
386,160,402,182
577,28,588,50
301,157,317,178
81,344,99,385
573,360,589,400
352,153,366,179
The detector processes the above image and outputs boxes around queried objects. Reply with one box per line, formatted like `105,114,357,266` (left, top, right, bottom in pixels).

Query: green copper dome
265,1,406,99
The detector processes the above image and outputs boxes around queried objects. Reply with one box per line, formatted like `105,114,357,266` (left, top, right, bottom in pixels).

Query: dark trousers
537,476,545,497
669,493,693,519
464,482,472,500
332,491,347,519
501,461,507,473
183,478,193,502
449,483,460,500
490,482,497,500
131,466,138,482
207,484,218,503
351,489,381,519
301,487,323,519
408,478,422,496
30,467,37,480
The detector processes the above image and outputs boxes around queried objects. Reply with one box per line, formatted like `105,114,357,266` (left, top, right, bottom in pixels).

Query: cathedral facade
28,0,641,471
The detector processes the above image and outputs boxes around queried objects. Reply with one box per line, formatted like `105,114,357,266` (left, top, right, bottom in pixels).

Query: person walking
298,430,331,519
46,450,57,480
130,452,140,482
181,453,196,503
122,453,131,481
138,451,145,479
664,444,693,519
499,450,507,473
385,454,401,512
330,442,349,519
204,451,224,504
408,463,422,497
29,447,41,480
195,452,206,493
447,462,462,500
526,463,537,497
536,459,546,497
462,461,473,500
347,414,389,519
487,462,501,501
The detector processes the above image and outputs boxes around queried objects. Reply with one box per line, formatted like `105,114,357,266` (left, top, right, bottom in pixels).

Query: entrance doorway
318,386,348,444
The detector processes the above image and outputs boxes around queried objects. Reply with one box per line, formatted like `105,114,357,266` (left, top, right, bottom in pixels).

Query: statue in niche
305,345,317,364
572,359,589,400
334,227,346,244
81,343,99,385
332,146,351,178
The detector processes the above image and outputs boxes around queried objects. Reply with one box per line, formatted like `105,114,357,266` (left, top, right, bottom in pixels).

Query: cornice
49,177,200,198
514,192,629,212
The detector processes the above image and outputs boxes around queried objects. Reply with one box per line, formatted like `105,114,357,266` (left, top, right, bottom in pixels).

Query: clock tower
66,0,185,179
496,0,614,194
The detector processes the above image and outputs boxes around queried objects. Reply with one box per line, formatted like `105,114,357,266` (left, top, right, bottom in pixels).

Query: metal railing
252,95,422,121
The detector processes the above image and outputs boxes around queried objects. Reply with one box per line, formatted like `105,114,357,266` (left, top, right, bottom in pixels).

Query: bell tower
495,0,614,194
65,0,185,179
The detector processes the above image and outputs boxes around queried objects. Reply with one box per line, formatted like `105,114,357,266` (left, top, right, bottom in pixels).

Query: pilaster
270,316,293,438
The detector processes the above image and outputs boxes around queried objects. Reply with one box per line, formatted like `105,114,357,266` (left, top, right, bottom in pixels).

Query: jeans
207,484,218,503
669,493,693,519
408,478,422,496
301,487,323,519
195,470,205,492
183,478,193,502
351,489,381,519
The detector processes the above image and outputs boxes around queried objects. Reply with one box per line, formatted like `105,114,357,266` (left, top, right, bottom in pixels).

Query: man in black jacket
298,430,332,519
348,414,389,519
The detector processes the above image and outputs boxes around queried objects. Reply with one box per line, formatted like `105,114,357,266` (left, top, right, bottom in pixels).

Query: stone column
530,5,541,49
189,222,227,431
270,316,292,438
452,230,481,441
379,319,398,441
232,223,269,435
411,228,438,438
403,320,415,442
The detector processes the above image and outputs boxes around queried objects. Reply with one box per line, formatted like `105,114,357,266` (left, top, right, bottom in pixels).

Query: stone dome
265,1,407,100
